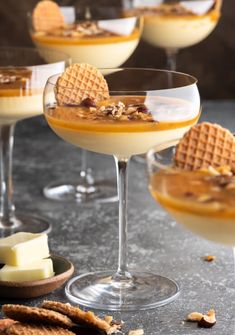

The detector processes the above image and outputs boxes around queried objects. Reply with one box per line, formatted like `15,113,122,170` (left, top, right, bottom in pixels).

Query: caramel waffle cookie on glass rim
174,122,235,172
55,63,110,106
5,323,75,335
41,300,122,334
2,305,75,329
32,0,65,32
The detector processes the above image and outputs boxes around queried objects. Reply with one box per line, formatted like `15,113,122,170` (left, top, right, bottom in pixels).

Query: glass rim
0,46,70,68
47,67,198,93
27,10,140,22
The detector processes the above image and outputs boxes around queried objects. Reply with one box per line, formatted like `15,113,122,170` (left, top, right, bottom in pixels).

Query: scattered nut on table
128,329,144,335
187,312,203,322
198,309,216,328
186,309,216,328
204,255,216,262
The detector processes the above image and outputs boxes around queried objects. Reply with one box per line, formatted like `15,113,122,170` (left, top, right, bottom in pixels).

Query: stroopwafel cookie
5,323,75,335
2,305,74,329
55,63,110,106
32,0,65,32
174,122,235,171
214,0,222,12
41,301,122,334
0,319,16,333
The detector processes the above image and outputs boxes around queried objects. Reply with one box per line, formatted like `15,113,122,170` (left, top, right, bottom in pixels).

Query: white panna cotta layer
143,15,217,49
34,39,139,67
167,208,235,246
0,95,42,125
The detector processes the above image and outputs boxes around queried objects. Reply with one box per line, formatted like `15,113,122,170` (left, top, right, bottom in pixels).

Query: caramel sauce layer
151,169,235,218
0,67,40,97
46,96,199,133
32,26,140,45
126,3,220,21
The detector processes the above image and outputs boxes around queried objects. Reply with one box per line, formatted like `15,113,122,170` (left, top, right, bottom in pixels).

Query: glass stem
76,149,95,195
0,124,15,228
79,149,94,185
165,48,178,71
113,156,132,282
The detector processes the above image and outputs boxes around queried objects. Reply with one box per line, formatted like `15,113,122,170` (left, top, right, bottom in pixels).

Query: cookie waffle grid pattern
56,64,109,106
175,123,235,170
2,305,74,329
33,1,65,32
6,323,75,335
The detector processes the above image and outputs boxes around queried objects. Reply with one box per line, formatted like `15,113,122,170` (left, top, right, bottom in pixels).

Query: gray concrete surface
0,100,234,334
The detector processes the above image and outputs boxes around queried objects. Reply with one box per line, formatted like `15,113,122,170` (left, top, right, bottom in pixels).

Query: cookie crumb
128,329,144,335
204,255,216,262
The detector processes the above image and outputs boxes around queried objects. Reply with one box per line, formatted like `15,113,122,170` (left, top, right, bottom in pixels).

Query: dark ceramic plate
0,255,74,299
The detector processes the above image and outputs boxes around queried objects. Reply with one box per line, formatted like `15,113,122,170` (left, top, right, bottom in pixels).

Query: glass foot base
65,270,180,311
0,213,51,237
43,180,118,204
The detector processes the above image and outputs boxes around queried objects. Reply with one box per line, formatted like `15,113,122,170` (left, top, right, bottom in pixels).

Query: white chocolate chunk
0,258,54,282
0,232,50,266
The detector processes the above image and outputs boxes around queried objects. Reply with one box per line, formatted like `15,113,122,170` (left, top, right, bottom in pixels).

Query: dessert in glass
43,63,200,310
29,0,142,203
147,122,235,246
124,0,222,70
0,47,69,236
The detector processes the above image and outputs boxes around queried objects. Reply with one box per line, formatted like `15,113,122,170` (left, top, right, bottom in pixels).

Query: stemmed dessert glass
44,68,200,310
124,0,222,71
147,139,235,247
0,47,69,236
29,6,142,203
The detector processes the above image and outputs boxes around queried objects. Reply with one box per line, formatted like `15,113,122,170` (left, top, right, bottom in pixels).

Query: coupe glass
29,6,142,203
0,47,69,236
124,0,222,71
44,68,200,310
147,140,235,247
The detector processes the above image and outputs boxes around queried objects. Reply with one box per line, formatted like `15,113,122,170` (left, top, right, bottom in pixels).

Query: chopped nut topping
204,255,216,262
0,68,32,88
41,21,119,38
197,194,215,203
207,166,221,176
130,3,195,16
89,101,155,122
212,175,234,188
187,312,203,322
187,309,216,328
128,329,144,335
0,74,18,84
216,165,233,176
198,309,216,328
81,97,97,108
75,22,110,36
